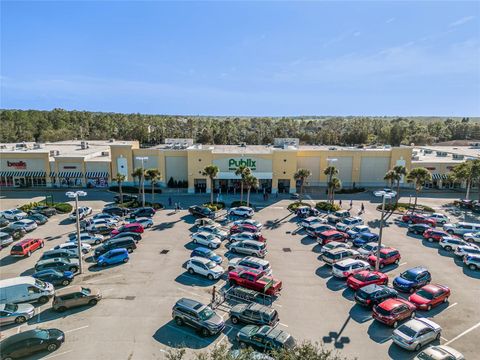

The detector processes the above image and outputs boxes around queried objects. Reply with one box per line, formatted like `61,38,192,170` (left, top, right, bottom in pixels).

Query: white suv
332,259,370,278
443,222,480,236
463,232,480,244
454,244,480,258
357,242,386,258
187,257,224,280
228,206,254,218
191,232,221,249
439,237,469,252
299,216,325,229
464,254,480,270
336,217,363,232
227,256,272,275
428,213,449,225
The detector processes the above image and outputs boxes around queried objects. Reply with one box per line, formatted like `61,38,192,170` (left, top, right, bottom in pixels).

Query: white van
443,222,480,236
0,276,55,304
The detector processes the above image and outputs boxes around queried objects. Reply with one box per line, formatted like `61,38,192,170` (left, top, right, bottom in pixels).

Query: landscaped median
375,202,435,214
19,200,73,213
287,201,340,213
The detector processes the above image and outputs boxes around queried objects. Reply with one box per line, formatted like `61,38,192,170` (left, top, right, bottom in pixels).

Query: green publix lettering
228,159,256,170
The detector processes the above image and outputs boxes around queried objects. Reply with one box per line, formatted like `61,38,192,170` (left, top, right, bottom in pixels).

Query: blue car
353,232,379,247
97,248,129,267
190,247,223,265
392,267,431,293
32,269,74,287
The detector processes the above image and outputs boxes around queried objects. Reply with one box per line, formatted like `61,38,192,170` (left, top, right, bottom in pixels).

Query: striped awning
85,171,109,178
432,173,448,180
49,172,56,177
57,171,83,178
0,171,46,177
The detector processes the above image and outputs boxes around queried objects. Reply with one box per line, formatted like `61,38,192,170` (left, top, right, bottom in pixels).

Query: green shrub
335,187,366,194
378,202,434,213
202,202,225,211
19,201,41,212
54,203,73,213
315,201,341,212
109,185,162,194
287,201,311,212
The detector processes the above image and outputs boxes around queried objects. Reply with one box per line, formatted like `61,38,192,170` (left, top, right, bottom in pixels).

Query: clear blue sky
1,1,479,116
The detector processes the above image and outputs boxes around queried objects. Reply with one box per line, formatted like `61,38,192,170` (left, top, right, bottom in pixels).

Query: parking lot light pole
136,157,148,207
375,191,393,271
66,190,87,274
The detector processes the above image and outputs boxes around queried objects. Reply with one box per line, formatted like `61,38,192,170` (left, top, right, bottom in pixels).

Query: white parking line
398,262,407,267
86,275,122,284
441,336,449,342
444,321,480,346
217,326,233,345
37,305,42,323
279,322,289,328
44,350,73,359
273,303,283,307
445,302,458,311
65,325,89,333
16,325,22,334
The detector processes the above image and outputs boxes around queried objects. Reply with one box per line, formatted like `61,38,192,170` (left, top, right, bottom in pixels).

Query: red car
422,229,449,243
372,298,416,327
402,214,436,227
111,223,144,236
347,270,388,291
317,230,347,245
228,268,282,296
367,247,401,269
408,284,451,311
10,238,44,257
230,224,259,234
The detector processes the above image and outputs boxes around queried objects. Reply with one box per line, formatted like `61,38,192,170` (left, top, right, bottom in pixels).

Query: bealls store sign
228,159,256,171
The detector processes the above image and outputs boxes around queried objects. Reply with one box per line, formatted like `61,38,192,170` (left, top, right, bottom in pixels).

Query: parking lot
1,192,479,360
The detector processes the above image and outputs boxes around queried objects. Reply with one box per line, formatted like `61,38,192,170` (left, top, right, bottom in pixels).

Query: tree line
1,109,479,146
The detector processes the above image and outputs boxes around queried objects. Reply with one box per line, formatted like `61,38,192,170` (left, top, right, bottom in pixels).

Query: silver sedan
0,303,35,325
392,318,442,351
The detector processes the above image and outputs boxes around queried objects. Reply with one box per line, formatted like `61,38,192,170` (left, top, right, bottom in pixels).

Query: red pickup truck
228,269,282,295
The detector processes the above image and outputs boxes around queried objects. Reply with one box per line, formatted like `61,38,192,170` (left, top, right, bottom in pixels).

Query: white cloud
449,16,475,27
385,18,395,24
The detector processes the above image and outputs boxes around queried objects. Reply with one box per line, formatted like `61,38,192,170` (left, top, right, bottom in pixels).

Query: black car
103,206,129,217
114,194,138,203
130,207,155,218
40,249,79,261
354,284,398,307
94,238,137,258
407,223,432,235
1,227,26,240
110,231,142,242
28,206,57,217
26,213,48,225
188,205,215,219
0,217,9,228
0,328,65,359
32,269,75,287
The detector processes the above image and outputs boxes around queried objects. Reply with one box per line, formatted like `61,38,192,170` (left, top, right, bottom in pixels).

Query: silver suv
172,298,225,336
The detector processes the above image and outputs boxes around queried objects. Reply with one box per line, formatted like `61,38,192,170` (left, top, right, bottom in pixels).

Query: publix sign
228,159,256,171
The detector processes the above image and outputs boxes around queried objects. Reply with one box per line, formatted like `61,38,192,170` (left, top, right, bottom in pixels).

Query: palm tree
393,165,407,206
294,168,312,202
112,173,126,204
449,162,473,200
384,170,397,188
406,167,432,212
145,169,162,204
131,168,144,197
324,166,339,204
202,165,219,205
329,177,342,204
235,165,251,204
471,160,480,201
244,174,259,207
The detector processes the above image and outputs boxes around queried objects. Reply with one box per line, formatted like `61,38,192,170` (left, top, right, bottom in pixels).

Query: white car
93,213,121,222
332,259,370,278
197,225,228,240
358,242,386,258
443,222,480,236
228,206,254,218
191,232,221,249
428,213,449,225
439,237,469,252
319,241,351,254
54,241,92,254
8,219,37,232
346,225,370,239
392,318,442,351
128,217,153,228
336,217,363,232
232,219,263,230
69,206,93,220
373,188,397,197
414,345,464,360
463,231,480,244
464,254,480,270
454,244,480,258
299,216,325,229
84,219,116,231
229,232,264,243
2,209,27,221
227,256,272,275
68,233,104,245
186,257,224,280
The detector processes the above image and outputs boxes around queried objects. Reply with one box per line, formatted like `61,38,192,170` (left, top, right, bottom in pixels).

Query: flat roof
413,146,480,164
417,146,480,158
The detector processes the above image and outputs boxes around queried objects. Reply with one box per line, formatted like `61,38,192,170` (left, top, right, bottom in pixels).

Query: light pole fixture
375,191,393,271
66,190,87,274
136,156,148,207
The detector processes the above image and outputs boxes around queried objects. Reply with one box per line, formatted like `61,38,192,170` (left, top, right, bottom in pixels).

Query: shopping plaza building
0,138,478,193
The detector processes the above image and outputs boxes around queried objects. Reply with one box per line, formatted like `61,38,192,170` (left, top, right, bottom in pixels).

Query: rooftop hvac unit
109,139,115,143
452,154,464,160
101,151,110,156
49,150,60,156
33,143,42,149
436,151,448,157
412,156,420,161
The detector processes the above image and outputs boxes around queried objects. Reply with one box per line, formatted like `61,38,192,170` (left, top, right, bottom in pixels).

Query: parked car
373,188,397,197
295,206,320,218
332,259,370,279
191,232,222,249
0,232,14,248
230,223,261,235
317,230,347,245
0,217,9,228
68,206,92,220
354,284,398,307
111,223,144,236
346,225,370,239
110,231,142,242
228,257,272,276
188,205,215,219
8,219,38,232
439,237,469,252
393,267,432,293
236,325,296,352
94,238,137,257
402,214,436,227
82,218,116,230
114,194,137,203
190,247,223,265
230,232,266,243
308,224,335,238
127,217,153,229
28,206,57,217
463,231,480,244
322,248,360,265
0,303,35,325
443,222,480,236
228,269,282,295
10,238,44,257
299,216,325,229
26,213,48,225
68,233,104,245
86,224,115,235
198,225,228,240
422,228,449,243
92,213,121,222
327,210,351,223
336,217,363,232
32,269,75,287
96,248,129,267
367,247,401,269
53,286,102,311
408,284,450,311
347,270,388,291
454,244,480,258
353,232,379,247
230,303,279,326
357,242,385,258
195,218,219,228
2,209,27,221
102,206,129,216
35,257,80,273
229,206,255,218
463,254,480,270
392,318,442,351
320,241,351,255
372,298,417,327
1,227,26,240
0,276,54,304
129,207,156,218
0,328,65,358
428,213,449,225
54,241,92,254
233,219,263,230
414,345,464,360
226,240,267,258
172,298,225,336
187,257,224,280
408,223,432,235
40,249,79,261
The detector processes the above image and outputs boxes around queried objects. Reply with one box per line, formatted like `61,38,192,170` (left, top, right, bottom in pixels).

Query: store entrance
13,177,25,187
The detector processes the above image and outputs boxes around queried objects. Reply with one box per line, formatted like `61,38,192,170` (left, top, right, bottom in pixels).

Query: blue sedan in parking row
393,266,432,293
96,248,129,267
32,269,75,287
190,247,223,265
353,232,379,247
